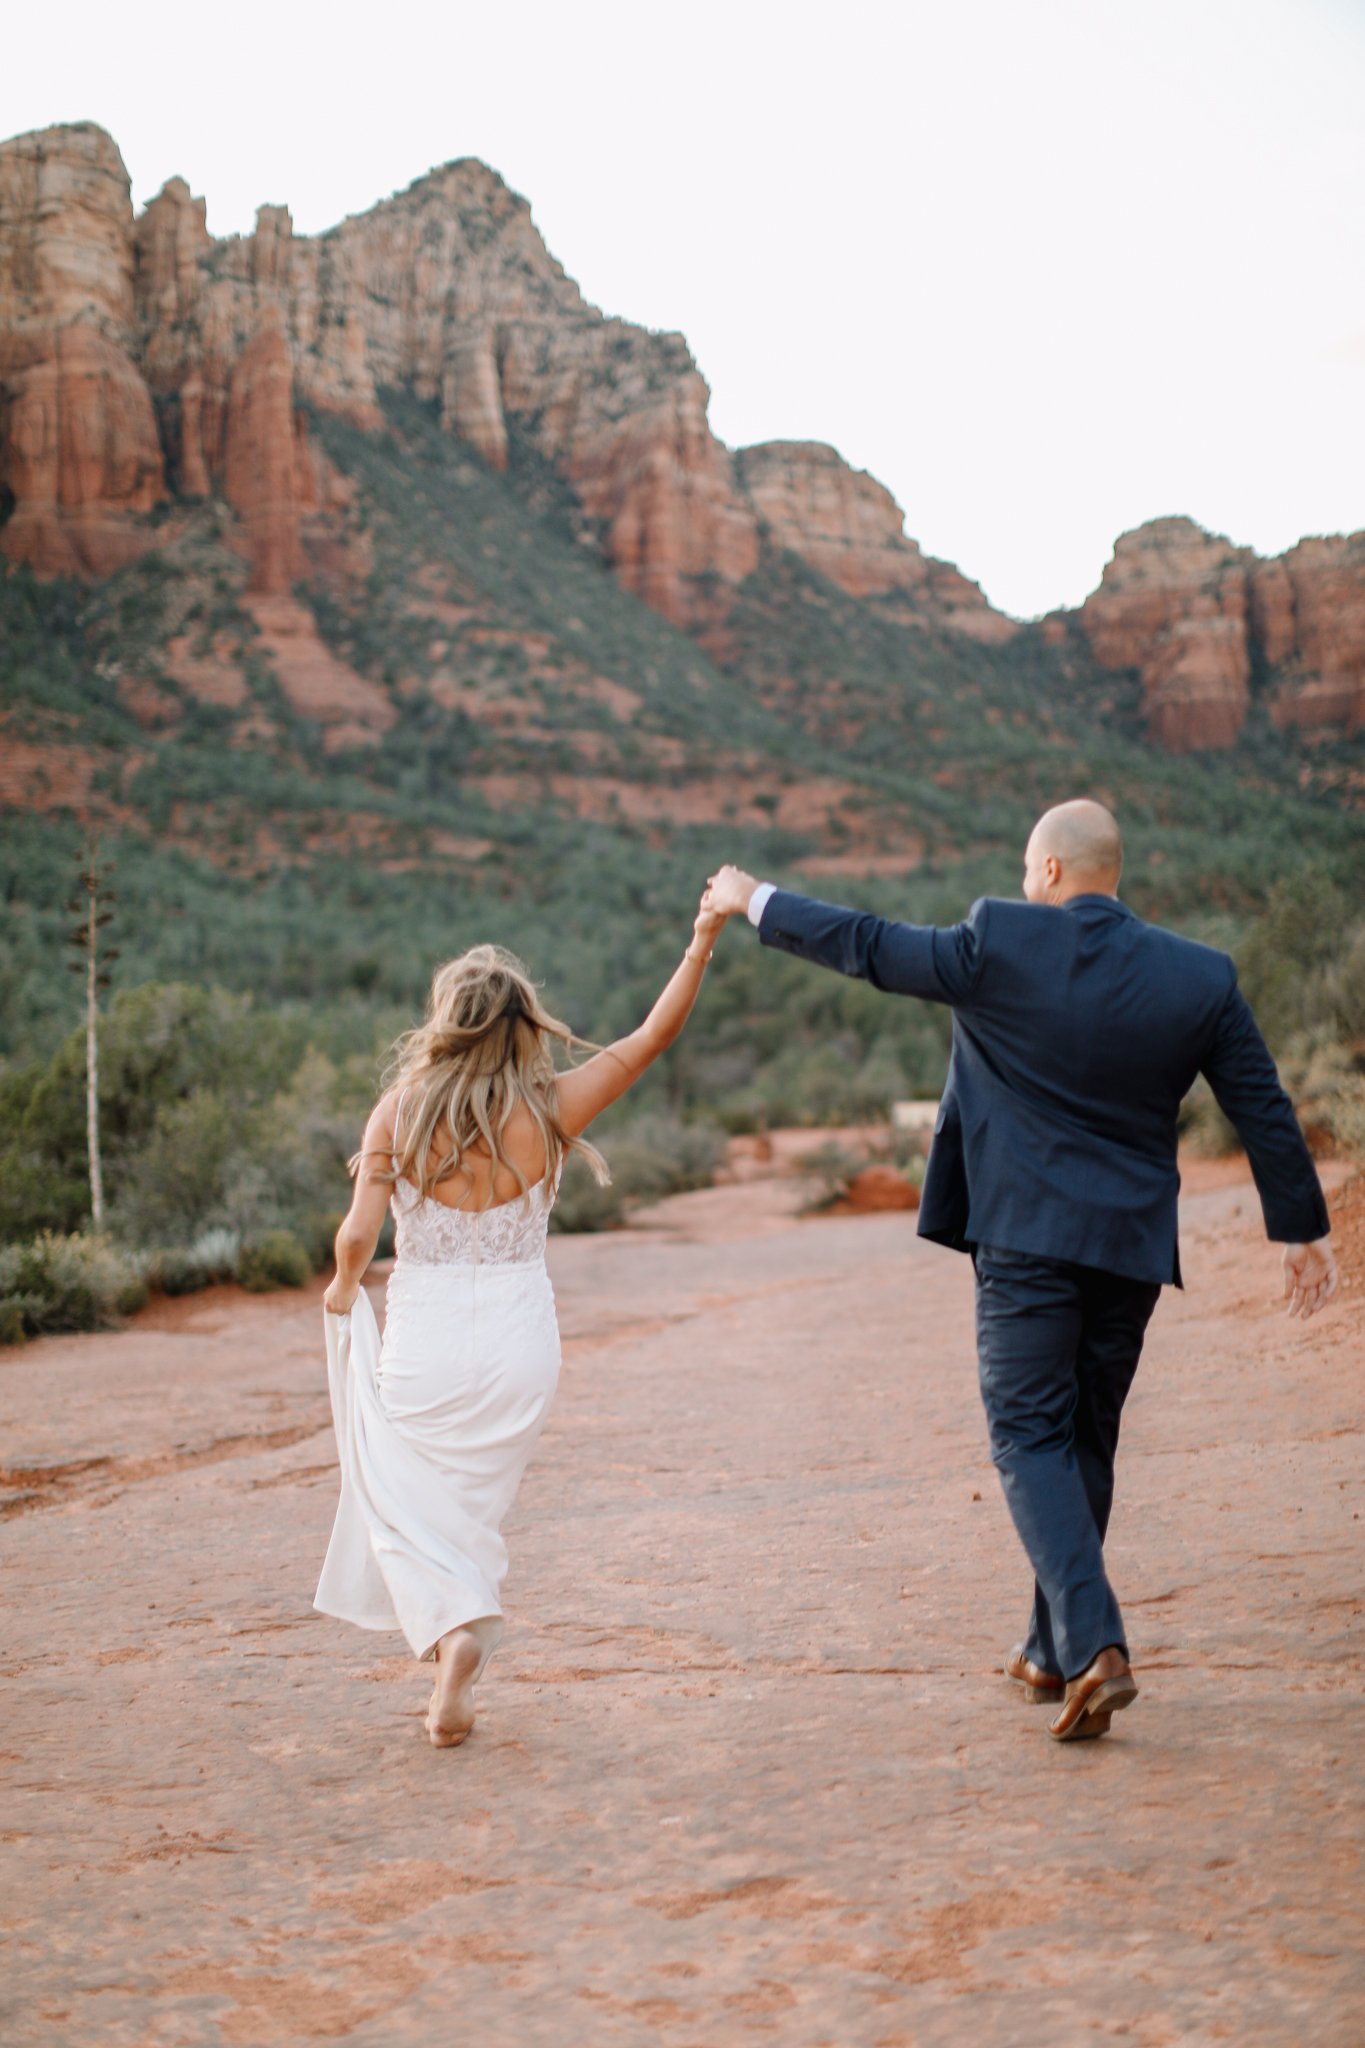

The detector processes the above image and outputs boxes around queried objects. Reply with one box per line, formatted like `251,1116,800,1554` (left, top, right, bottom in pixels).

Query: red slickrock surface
1,1155,1359,2045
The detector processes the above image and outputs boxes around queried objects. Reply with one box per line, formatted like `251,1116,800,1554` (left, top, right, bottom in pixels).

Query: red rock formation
581,375,759,623
1254,536,1365,735
132,176,216,496
3,120,1359,746
737,441,1013,640
1077,517,1365,749
1078,518,1255,750
123,154,989,631
132,175,211,333
0,323,166,574
222,315,311,592
841,1165,921,1213
124,162,758,616
0,124,1005,635
0,123,165,573
244,595,395,749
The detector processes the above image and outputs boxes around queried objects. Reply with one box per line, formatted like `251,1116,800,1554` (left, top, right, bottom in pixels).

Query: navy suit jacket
758,888,1329,1287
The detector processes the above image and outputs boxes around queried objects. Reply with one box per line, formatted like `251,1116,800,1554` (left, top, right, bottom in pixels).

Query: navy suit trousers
973,1246,1161,1679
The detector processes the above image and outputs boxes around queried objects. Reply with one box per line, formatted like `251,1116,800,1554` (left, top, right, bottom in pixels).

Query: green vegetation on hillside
2,389,1361,1305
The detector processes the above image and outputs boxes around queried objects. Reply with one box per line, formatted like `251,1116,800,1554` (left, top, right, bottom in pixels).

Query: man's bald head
1022,800,1123,905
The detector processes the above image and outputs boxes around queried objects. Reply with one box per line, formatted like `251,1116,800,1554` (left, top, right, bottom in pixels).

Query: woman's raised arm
554,899,725,1137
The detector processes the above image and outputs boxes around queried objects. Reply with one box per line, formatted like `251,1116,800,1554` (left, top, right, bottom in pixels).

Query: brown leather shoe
1048,1646,1138,1742
1005,1644,1065,1702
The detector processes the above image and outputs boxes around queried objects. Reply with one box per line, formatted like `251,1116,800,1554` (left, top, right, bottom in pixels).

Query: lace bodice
391,1172,559,1270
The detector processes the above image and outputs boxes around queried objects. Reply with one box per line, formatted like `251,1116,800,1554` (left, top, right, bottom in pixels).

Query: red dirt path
1,1158,1361,2046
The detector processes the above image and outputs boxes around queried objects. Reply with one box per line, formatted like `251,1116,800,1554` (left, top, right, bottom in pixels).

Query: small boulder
844,1166,919,1212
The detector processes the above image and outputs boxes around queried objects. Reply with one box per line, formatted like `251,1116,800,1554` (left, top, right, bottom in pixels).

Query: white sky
4,0,1362,618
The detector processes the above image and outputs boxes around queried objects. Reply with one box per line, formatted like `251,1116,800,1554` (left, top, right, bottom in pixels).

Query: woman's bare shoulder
364,1087,402,1147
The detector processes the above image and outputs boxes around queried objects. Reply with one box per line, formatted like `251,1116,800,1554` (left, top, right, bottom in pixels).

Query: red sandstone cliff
131,151,762,619
0,122,1008,639
0,123,166,575
1076,517,1365,750
737,441,1014,640
2,122,1361,751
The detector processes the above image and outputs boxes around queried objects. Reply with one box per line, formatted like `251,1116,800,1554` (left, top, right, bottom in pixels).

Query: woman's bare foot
424,1628,483,1747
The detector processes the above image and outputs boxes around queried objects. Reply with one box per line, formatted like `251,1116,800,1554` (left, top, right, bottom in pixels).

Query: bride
315,892,724,1747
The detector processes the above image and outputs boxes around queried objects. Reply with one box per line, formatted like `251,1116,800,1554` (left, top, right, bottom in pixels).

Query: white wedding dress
314,1132,562,1666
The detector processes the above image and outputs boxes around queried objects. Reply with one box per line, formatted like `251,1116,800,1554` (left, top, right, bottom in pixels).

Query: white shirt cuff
747,881,777,928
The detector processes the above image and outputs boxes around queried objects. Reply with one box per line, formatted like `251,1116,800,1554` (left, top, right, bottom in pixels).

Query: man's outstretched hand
704,865,760,920
1282,1237,1338,1320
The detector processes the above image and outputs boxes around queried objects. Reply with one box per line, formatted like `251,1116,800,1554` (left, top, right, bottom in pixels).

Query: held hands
323,1276,359,1317
690,899,726,957
703,865,760,921
1282,1238,1338,1320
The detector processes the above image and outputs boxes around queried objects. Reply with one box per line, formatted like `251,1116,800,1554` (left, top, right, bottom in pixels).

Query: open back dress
315,1093,562,1665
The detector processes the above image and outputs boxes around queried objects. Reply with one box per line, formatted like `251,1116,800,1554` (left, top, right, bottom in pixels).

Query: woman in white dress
316,895,723,1746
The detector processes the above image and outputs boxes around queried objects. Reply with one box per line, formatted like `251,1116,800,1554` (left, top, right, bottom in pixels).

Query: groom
704,801,1337,1742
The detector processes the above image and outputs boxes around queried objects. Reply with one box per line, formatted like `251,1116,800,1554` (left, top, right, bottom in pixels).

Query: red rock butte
1073,516,1365,751
1,121,1362,751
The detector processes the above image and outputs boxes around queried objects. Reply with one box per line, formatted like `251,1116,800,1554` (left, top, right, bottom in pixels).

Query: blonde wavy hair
356,945,609,1202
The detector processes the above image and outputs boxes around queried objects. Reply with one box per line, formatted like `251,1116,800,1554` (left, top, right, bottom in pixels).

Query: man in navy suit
703,801,1337,1742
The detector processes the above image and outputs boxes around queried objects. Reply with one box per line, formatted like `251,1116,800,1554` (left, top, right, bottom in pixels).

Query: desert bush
795,1134,927,1212
237,1230,312,1293
300,1210,347,1273
0,1232,148,1341
1,981,309,1241
152,1252,209,1296
551,1154,627,1233
241,1048,367,1240
1236,870,1363,1051
1177,1077,1240,1158
0,992,375,1258
795,1140,870,1210
148,1227,241,1297
551,1113,725,1233
107,1085,238,1247
599,1113,726,1206
1280,1035,1365,1162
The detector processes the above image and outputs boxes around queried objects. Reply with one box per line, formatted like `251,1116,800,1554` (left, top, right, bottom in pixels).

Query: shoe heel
1087,1675,1138,1719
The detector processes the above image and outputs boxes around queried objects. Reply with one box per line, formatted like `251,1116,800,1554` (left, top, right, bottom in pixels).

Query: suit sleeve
756,889,987,1006
1199,981,1330,1242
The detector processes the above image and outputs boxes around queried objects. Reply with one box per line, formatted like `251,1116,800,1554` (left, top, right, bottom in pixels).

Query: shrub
1281,1036,1365,1162
300,1209,347,1273
151,1250,207,1297
550,1114,725,1233
795,1131,928,1212
602,1114,726,1206
1236,871,1354,1050
0,1232,148,1341
237,1230,312,1292
108,1086,237,1247
148,1227,241,1297
190,1226,241,1278
795,1140,869,1211
1177,1078,1240,1157
551,1155,626,1233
